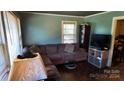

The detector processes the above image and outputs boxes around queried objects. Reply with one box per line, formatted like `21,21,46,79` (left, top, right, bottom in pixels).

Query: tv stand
88,47,109,68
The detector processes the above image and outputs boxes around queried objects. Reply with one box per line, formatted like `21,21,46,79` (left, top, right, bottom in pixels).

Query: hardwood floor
56,61,124,81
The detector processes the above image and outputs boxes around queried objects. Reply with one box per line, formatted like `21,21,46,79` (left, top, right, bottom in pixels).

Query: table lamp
8,53,47,81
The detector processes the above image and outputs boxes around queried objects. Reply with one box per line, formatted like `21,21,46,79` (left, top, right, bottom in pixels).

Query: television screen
90,34,111,50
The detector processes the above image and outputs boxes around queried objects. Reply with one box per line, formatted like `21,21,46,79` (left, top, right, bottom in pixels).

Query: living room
1,11,124,81
1,0,124,92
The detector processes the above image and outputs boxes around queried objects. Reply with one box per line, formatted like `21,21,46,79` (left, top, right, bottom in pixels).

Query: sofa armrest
73,48,88,62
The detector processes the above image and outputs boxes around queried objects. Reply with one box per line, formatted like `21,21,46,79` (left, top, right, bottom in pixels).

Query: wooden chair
116,44,124,62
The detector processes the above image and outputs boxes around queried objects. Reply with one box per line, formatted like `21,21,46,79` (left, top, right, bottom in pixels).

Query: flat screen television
90,34,111,50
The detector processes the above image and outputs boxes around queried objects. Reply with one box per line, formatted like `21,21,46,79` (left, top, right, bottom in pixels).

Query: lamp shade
8,53,47,81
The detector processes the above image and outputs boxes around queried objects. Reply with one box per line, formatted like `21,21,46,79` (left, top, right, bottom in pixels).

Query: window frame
61,21,77,44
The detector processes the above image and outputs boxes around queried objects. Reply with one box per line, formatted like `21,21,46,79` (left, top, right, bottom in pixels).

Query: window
62,21,77,43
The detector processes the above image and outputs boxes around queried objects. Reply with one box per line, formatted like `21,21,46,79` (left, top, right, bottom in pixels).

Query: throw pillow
64,44,74,53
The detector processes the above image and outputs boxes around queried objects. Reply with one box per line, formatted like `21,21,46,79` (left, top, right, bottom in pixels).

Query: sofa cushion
58,44,65,53
46,45,58,55
74,50,87,61
62,52,76,62
41,55,53,66
72,48,87,62
39,45,46,55
48,54,61,59
73,44,79,51
64,44,74,53
45,65,61,80
48,54,64,65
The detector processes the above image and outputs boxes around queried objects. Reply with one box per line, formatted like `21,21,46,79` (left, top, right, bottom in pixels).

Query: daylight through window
62,21,77,43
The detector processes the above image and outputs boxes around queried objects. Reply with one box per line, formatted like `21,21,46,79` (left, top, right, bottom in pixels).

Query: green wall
21,11,124,45
21,13,84,45
84,11,124,35
84,11,124,67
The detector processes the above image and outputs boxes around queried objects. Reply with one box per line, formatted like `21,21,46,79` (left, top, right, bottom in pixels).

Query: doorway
110,16,124,66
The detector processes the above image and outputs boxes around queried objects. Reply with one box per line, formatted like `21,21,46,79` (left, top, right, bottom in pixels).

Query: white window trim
61,21,77,43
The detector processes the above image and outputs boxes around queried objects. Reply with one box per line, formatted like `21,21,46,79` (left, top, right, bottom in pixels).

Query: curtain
0,12,10,80
0,11,23,80
3,12,23,66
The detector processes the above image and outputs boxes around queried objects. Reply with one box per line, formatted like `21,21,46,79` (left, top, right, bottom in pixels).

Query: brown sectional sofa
28,43,87,80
